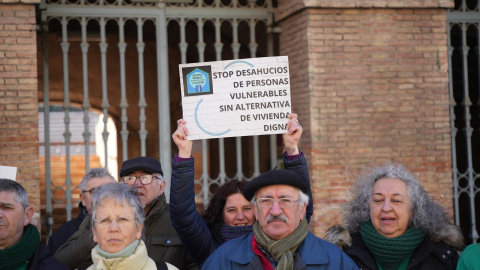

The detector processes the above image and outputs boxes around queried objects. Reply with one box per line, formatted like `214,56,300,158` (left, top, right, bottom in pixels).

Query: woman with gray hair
88,182,178,270
324,163,464,270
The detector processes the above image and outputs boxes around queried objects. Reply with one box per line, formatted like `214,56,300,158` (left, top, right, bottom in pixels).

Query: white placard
0,166,17,181
179,56,291,140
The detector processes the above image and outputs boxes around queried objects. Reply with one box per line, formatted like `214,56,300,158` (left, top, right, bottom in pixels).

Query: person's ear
92,226,98,243
136,223,144,240
24,206,34,226
253,204,260,220
300,203,306,221
80,192,86,208
158,179,166,196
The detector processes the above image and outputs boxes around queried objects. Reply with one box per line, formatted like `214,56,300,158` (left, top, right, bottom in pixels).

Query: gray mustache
266,215,288,223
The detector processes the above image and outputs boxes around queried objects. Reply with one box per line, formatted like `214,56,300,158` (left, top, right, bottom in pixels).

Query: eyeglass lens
122,175,154,185
96,216,135,227
257,198,297,208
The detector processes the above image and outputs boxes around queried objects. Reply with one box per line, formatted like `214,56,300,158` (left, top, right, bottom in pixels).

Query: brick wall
0,4,41,217
276,0,454,22
279,7,453,236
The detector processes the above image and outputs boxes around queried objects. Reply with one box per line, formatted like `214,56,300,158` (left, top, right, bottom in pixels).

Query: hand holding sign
179,56,291,140
283,113,302,156
172,119,193,158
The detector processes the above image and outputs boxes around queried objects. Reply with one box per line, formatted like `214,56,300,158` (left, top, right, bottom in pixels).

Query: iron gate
447,0,480,244
39,0,279,239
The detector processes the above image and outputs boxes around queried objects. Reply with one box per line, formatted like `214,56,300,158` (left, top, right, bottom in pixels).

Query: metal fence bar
60,16,73,221
447,23,460,226
235,137,243,180
80,17,91,173
156,5,172,199
460,21,479,244
99,17,110,169
118,18,129,162
249,18,260,178
136,18,148,156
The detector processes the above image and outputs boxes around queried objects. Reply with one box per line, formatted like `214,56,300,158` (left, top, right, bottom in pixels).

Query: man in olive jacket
119,156,197,270
54,158,197,270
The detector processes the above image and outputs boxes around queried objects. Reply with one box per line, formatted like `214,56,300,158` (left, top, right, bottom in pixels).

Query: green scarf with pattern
253,218,308,270
360,220,425,270
0,224,39,270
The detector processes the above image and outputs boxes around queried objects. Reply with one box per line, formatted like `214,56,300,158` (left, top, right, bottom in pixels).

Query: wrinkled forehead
95,198,135,214
0,191,22,207
372,178,408,193
255,184,299,198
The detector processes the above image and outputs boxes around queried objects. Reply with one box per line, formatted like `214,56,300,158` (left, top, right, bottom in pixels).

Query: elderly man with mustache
201,169,358,270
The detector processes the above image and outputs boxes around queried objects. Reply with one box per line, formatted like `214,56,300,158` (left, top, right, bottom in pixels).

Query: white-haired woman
325,163,464,270
89,182,178,270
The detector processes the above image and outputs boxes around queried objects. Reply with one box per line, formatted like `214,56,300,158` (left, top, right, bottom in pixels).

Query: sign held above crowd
179,56,291,140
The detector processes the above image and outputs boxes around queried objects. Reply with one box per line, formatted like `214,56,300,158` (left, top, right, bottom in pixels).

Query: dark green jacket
144,201,198,270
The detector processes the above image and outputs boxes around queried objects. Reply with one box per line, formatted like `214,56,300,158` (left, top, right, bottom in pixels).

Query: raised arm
170,120,222,266
282,113,313,222
172,119,193,158
283,113,302,155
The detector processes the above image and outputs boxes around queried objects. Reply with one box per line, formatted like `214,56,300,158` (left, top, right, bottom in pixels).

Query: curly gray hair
343,163,450,236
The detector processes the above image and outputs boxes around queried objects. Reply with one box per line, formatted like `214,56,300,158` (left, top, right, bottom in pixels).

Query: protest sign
179,56,291,140
0,166,17,180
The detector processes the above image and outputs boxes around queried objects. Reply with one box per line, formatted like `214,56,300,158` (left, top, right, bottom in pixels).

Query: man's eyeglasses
122,174,160,186
82,188,96,195
255,198,299,209
94,215,137,228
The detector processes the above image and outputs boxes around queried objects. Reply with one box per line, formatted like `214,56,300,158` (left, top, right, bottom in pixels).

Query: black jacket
27,242,69,270
47,202,87,254
324,224,463,270
345,232,459,270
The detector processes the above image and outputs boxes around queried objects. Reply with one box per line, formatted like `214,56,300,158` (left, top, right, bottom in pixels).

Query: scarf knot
360,220,425,270
253,218,308,270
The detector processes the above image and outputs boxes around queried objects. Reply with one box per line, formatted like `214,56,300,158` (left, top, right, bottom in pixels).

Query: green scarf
253,218,308,270
0,224,39,270
360,220,425,270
